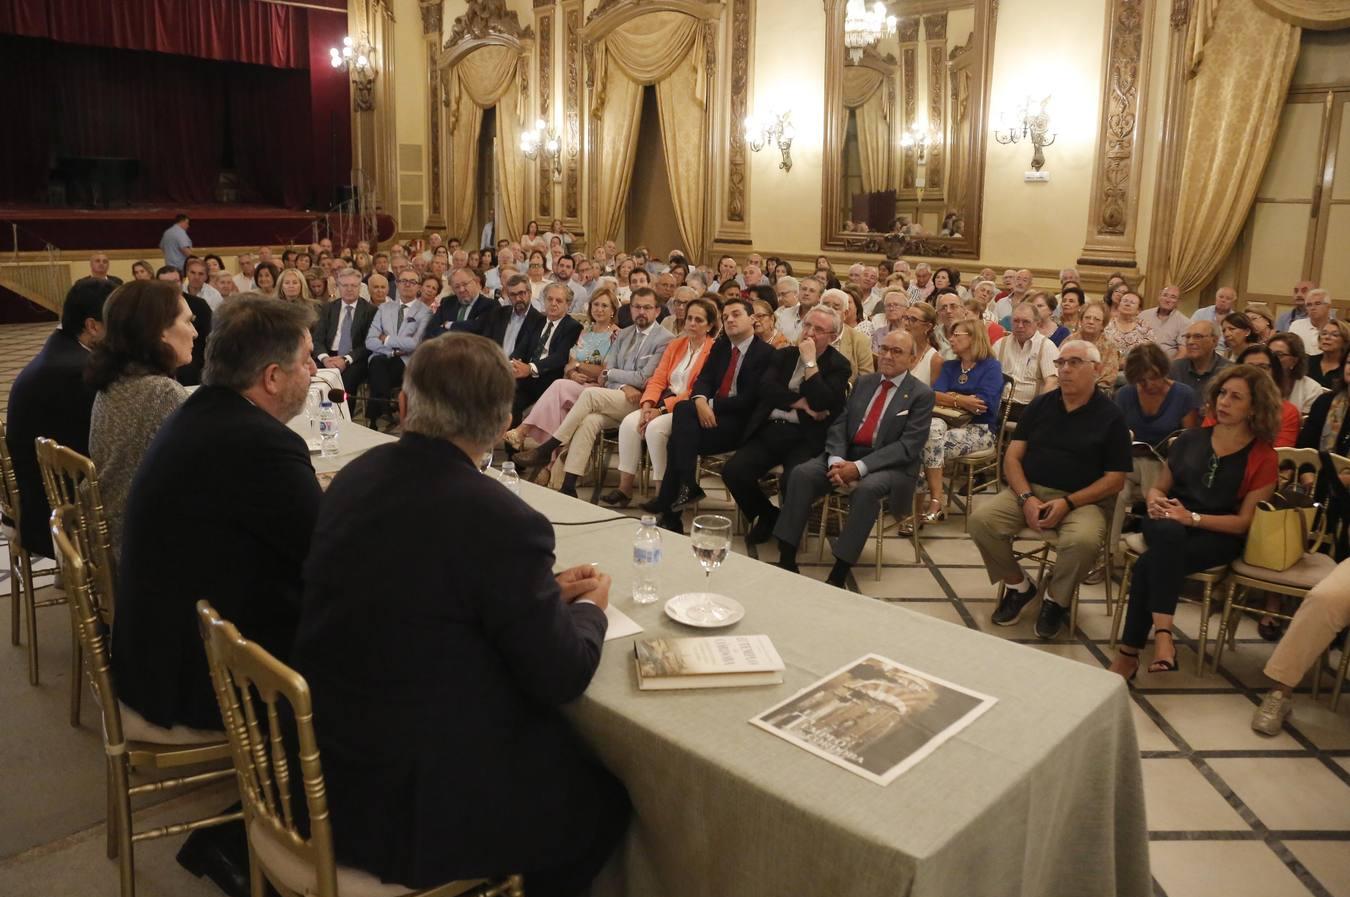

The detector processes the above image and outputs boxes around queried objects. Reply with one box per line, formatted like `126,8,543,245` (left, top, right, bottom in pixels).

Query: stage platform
0,204,397,253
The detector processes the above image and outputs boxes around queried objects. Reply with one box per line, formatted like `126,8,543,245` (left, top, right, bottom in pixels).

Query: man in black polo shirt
969,339,1131,638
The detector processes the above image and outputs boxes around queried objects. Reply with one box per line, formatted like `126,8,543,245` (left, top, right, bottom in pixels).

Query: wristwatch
1190,512,1202,527
1016,491,1034,506
804,360,818,369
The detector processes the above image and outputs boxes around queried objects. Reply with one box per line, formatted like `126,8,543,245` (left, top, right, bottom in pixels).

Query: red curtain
0,35,315,206
0,0,307,69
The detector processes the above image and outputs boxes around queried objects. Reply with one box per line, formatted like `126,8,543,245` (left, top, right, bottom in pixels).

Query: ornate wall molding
922,12,947,41
426,40,444,228
901,44,917,190
925,12,947,196
726,0,750,223
897,16,920,43
1080,0,1154,268
536,4,554,219
420,0,442,36
562,0,583,224
446,0,534,48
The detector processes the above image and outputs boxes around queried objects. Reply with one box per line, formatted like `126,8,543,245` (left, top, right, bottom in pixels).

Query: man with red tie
773,329,935,587
641,297,774,531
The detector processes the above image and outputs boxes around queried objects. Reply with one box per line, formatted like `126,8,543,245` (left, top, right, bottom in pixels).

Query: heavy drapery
448,44,527,245
843,66,891,194
1167,0,1301,292
1253,0,1350,28
0,0,308,68
591,11,708,260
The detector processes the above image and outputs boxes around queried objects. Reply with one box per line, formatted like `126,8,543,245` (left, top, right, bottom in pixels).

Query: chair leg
1068,585,1079,637
874,506,883,581
1331,646,1348,711
1109,556,1134,649
110,756,136,897
69,633,83,728
1195,581,1214,677
1102,544,1114,616
1211,582,1238,674
21,551,38,685
962,467,975,533
8,544,19,646
816,498,829,563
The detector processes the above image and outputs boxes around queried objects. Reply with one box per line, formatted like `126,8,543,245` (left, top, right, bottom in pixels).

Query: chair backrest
197,601,339,897
50,505,128,750
993,373,1017,450
0,418,23,542
1275,446,1328,552
35,438,117,622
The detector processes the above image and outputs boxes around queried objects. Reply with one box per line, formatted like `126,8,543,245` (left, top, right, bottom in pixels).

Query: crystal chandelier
844,0,897,64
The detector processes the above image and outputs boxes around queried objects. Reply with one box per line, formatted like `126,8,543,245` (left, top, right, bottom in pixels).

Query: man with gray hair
114,295,323,892
774,275,804,341
233,253,257,293
293,331,629,895
970,339,1132,639
909,263,934,304
1290,287,1335,357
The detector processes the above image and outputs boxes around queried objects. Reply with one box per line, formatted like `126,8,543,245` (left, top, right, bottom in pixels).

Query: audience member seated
904,319,1005,535
1310,318,1350,388
869,290,907,352
821,289,875,386
1192,285,1238,348
1221,312,1257,361
603,298,719,507
972,341,1132,639
1298,354,1350,557
1277,280,1314,331
184,258,223,312
277,268,316,314
291,334,628,896
640,298,771,527
1109,366,1279,677
1070,299,1121,390
773,330,935,586
1290,288,1334,359
934,291,964,359
509,284,584,425
1115,342,1199,446
1234,346,1301,446
156,265,212,386
1104,290,1153,357
900,301,942,386
311,268,376,397
992,301,1060,415
661,284,693,336
965,294,1006,345
252,261,279,298
1171,320,1231,400
364,268,432,429
424,268,494,339
723,306,852,545
114,296,322,893
87,281,195,558
1246,305,1276,344
1137,285,1189,357
1058,285,1084,334
5,279,111,559
1268,331,1328,415
1031,292,1070,346
513,288,673,495
751,297,789,348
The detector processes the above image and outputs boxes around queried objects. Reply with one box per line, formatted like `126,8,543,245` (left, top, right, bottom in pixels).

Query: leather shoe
640,495,668,513
176,824,250,897
745,510,779,546
599,489,631,508
657,512,684,534
1034,598,1069,640
669,484,707,513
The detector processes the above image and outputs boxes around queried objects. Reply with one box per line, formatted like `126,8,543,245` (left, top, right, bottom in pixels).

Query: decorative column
533,1,556,222
1078,0,1155,271
1144,0,1191,288
714,0,753,245
898,17,920,194
922,12,947,200
560,0,584,233
420,0,445,230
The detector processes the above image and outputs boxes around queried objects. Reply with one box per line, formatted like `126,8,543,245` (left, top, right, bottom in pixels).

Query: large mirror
821,0,996,258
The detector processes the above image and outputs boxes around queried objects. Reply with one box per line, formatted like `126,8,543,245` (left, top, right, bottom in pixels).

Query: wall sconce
330,34,377,112
745,109,795,173
994,95,1057,174
899,125,938,166
520,119,562,183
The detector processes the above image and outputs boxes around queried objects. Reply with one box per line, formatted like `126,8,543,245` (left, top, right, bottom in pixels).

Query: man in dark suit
5,279,112,558
463,273,545,359
722,305,852,545
510,282,583,424
113,296,321,896
313,267,377,394
156,265,212,386
293,333,628,897
774,329,935,587
423,267,495,341
641,296,773,530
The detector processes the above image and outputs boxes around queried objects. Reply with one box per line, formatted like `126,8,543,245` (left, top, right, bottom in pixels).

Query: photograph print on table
750,654,997,785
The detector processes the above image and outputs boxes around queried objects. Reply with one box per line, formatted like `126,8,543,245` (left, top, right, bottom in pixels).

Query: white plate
663,593,745,628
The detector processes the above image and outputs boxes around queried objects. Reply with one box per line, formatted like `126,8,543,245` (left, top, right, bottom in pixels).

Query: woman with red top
602,297,720,507
1235,345,1301,446
1109,364,1280,678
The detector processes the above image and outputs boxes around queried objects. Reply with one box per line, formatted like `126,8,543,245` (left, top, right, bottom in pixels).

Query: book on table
634,635,785,690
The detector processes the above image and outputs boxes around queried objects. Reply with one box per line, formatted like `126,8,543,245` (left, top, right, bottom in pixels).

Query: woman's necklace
957,358,976,385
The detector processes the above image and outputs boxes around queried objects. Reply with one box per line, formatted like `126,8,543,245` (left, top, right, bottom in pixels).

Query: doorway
624,85,684,260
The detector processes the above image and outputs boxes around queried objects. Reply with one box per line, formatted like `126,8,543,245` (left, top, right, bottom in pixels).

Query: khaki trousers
554,387,641,476
1264,557,1350,687
969,486,1107,605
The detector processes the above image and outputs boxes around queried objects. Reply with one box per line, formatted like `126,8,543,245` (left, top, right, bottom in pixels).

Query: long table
316,432,1150,896
523,484,1150,897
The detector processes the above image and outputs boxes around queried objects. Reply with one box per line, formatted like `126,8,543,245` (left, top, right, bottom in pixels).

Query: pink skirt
520,379,588,444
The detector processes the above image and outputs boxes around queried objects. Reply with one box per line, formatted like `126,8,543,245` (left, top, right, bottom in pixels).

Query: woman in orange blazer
602,297,721,506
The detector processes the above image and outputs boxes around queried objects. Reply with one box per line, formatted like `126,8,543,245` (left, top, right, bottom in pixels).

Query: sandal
1114,648,1141,683
1148,629,1179,673
1258,616,1284,642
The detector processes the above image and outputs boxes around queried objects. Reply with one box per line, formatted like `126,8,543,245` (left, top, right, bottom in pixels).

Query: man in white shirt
233,254,256,293
859,266,883,308
909,263,935,304
774,276,803,342
184,258,224,311
553,255,588,313
742,262,765,291
1192,285,1238,353
1290,288,1335,357
420,233,443,263
711,255,741,291
993,301,1060,413
1138,284,1191,358
992,269,1033,326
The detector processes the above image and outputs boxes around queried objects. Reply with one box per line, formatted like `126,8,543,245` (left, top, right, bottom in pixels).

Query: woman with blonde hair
902,301,942,386
1071,299,1121,389
277,268,315,309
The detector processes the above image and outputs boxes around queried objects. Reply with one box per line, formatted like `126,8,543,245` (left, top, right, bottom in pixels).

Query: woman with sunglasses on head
1109,365,1280,680
1267,331,1328,416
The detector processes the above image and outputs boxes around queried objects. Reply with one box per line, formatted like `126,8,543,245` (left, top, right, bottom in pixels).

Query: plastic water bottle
499,461,520,495
318,400,339,457
632,515,662,604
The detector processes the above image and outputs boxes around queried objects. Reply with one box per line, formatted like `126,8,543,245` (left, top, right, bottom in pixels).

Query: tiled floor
0,321,1346,897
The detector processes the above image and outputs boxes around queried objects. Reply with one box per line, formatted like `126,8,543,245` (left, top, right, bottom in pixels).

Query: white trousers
618,409,673,482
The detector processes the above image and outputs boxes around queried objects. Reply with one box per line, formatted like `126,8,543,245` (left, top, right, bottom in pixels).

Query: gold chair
815,489,921,580
945,373,1017,530
35,437,117,725
997,507,1115,641
50,507,238,897
196,601,524,897
1210,449,1339,698
0,418,60,685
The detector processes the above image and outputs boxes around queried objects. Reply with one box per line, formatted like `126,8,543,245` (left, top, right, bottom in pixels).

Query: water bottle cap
501,461,515,472
640,515,656,526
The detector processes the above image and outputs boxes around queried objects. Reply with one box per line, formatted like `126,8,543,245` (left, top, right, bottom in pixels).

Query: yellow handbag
1242,500,1307,572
